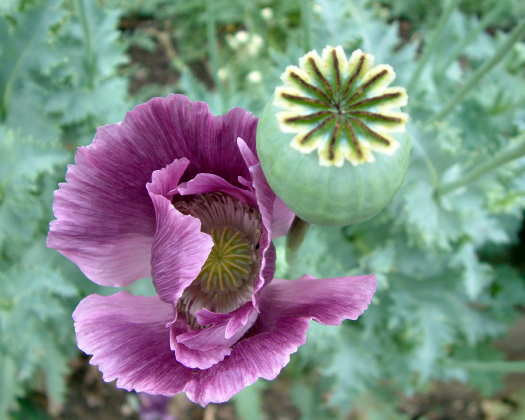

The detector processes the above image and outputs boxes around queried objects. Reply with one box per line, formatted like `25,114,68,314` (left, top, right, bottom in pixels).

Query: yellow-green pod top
257,46,411,226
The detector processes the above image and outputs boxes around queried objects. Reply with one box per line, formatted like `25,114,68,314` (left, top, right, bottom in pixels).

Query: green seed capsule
257,46,411,226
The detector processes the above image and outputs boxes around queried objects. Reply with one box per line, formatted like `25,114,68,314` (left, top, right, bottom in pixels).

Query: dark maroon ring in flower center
173,193,262,327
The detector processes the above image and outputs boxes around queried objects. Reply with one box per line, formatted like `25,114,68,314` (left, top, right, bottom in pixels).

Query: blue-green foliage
0,128,72,414
0,0,128,417
1,0,524,418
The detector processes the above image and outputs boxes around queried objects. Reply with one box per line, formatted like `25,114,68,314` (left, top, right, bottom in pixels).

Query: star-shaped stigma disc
275,46,408,167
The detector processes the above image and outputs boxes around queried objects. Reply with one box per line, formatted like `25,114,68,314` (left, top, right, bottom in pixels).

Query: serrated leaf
0,0,64,140
0,238,78,414
452,242,493,299
286,225,358,280
399,181,462,249
0,127,67,248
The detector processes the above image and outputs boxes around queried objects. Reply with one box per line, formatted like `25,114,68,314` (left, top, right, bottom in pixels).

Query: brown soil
120,17,181,94
56,355,140,420
399,382,485,420
120,16,214,96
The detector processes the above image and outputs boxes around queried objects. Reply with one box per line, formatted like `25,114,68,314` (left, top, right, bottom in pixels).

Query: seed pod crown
257,46,411,225
276,46,408,167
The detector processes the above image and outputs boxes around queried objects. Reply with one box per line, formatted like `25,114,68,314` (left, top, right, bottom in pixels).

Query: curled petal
177,173,256,207
181,303,258,349
183,315,310,405
147,157,189,198
237,139,293,299
170,326,232,370
148,161,214,305
237,138,294,239
73,292,191,394
172,303,258,370
180,274,375,404
258,274,376,325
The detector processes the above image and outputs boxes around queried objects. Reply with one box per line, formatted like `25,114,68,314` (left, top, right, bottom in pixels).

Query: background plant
1,0,524,418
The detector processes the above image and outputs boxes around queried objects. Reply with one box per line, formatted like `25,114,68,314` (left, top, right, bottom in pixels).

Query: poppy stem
76,0,95,89
286,216,310,266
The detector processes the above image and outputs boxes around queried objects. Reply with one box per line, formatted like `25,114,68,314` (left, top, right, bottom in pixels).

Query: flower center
173,192,261,326
197,226,254,294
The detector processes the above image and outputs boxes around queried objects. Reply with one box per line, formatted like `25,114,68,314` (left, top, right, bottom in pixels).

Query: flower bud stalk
285,217,310,266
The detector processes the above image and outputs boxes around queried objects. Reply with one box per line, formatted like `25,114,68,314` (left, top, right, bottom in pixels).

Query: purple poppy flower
47,95,376,406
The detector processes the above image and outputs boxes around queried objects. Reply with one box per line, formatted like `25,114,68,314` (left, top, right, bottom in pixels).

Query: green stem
430,19,525,123
435,3,504,75
491,96,525,115
76,0,95,89
1,49,24,120
407,0,459,91
1,5,44,122
438,134,525,196
285,217,310,267
205,2,224,110
449,360,525,373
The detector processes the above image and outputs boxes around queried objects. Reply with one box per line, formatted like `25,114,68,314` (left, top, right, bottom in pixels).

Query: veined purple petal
48,95,257,287
236,137,258,167
224,302,258,339
259,242,276,293
271,198,295,238
47,226,153,287
170,325,232,370
148,162,214,305
180,303,258,349
148,157,190,198
236,139,292,300
180,274,375,405
125,96,257,186
73,276,375,406
73,292,191,394
171,303,258,370
47,145,156,287
237,138,294,239
248,163,295,243
258,275,377,325
183,314,310,405
177,173,256,207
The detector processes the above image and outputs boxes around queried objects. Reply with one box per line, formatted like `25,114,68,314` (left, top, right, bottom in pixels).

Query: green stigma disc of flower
257,46,412,226
197,227,254,294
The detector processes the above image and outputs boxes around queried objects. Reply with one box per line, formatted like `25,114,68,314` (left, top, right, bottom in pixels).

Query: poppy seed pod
257,46,411,226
